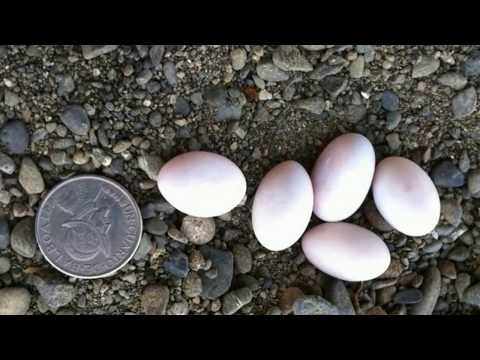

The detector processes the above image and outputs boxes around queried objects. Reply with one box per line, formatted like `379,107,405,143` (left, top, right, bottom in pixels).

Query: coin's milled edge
35,175,143,280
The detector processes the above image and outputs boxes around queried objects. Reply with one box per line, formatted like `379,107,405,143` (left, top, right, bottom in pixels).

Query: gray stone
190,92,203,106
452,87,477,120
175,96,191,117
437,72,467,90
393,289,423,304
181,216,215,245
31,273,76,311
382,90,400,112
167,226,188,244
464,282,480,307
222,287,253,315
60,105,90,136
112,141,131,154
0,256,10,274
0,119,29,155
164,250,189,278
0,287,31,315
254,105,272,123
468,169,480,197
386,111,402,130
463,52,480,77
301,45,327,51
168,299,189,315
266,307,282,315
57,74,75,96
81,45,118,60
141,284,169,315
293,97,325,115
133,233,153,261
410,267,441,315
310,64,344,81
273,45,312,72
11,218,36,258
53,138,75,150
373,278,398,290
204,86,246,122
148,112,163,127
183,271,202,298
412,56,440,78
256,62,289,82
136,45,149,58
200,246,234,299
459,151,470,173
149,45,165,68
320,76,348,98
31,129,48,143
293,295,339,315
136,69,153,86
349,56,365,78
0,152,15,175
455,273,471,301
468,170,480,198
0,191,11,206
325,279,355,315
423,240,443,254
235,274,260,293
231,48,247,71
4,90,20,107
441,199,463,226
448,246,470,262
346,104,367,123
356,45,375,54
233,244,252,274
431,160,465,188
363,199,394,232
19,157,45,195
138,154,163,181
145,217,168,236
163,62,177,87
386,133,401,150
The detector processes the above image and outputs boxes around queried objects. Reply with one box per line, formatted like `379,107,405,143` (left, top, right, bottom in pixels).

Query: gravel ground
0,45,479,315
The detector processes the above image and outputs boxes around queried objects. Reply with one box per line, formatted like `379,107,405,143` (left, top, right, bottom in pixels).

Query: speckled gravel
1,45,480,315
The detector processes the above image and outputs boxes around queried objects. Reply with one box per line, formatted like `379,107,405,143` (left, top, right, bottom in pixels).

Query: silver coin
35,175,142,279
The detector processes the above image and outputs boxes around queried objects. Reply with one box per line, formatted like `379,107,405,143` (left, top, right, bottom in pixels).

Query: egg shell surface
157,151,247,218
372,156,440,237
252,161,313,251
311,133,376,222
302,222,391,282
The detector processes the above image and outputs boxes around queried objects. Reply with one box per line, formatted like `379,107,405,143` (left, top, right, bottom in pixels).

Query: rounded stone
0,119,30,155
11,217,36,258
0,287,31,315
181,216,216,245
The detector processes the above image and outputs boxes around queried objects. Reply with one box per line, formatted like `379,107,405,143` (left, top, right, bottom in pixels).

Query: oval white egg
157,151,247,218
252,161,313,251
302,222,391,282
311,133,375,222
372,156,440,237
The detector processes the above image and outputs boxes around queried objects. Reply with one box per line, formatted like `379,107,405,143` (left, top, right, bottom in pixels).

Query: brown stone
379,259,404,279
279,287,305,314
366,306,388,315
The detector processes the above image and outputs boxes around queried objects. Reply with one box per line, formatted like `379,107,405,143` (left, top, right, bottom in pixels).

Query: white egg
302,222,391,282
252,161,313,251
372,156,440,237
311,133,376,222
157,151,246,218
